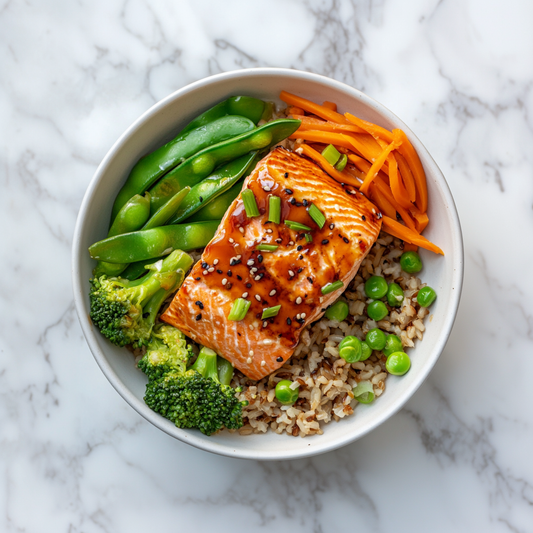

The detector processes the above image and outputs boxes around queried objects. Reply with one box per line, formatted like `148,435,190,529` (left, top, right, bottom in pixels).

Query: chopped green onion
353,381,374,404
321,144,341,166
335,153,348,171
305,233,313,243
228,298,251,321
285,220,311,231
308,204,326,229
242,189,260,218
256,244,279,252
261,305,281,319
321,280,344,295
268,196,281,224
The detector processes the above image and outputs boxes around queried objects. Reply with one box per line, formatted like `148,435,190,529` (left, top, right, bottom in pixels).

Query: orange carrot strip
288,106,305,115
323,101,337,112
373,179,417,231
346,153,389,183
395,151,416,203
381,216,443,255
296,144,362,188
388,151,412,209
410,205,429,232
345,112,393,143
369,184,396,219
403,243,419,252
359,135,402,195
280,91,350,124
296,116,365,133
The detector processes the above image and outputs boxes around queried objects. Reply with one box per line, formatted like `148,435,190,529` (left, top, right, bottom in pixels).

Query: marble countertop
2,1,532,531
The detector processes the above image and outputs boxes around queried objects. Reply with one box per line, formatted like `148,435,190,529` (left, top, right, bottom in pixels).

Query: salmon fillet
161,147,382,380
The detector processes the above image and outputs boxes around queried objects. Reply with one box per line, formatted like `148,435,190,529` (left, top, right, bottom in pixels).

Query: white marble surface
1,0,533,531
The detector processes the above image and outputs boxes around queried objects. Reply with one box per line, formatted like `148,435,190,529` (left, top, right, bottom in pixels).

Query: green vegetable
367,300,388,321
275,380,299,405
261,305,281,319
335,153,348,171
268,195,281,224
383,334,403,357
325,300,349,321
88,221,219,264
387,282,404,308
386,351,411,375
364,276,388,299
148,119,301,214
308,203,326,229
365,328,386,351
89,250,192,347
119,256,165,281
400,251,423,273
305,233,313,243
321,144,341,166
353,381,374,404
186,181,242,222
285,220,311,231
167,152,261,224
141,341,246,436
217,356,234,387
242,189,260,217
360,341,372,361
417,286,437,307
228,298,251,321
321,280,344,295
256,244,279,252
111,115,255,221
142,188,190,230
338,336,362,363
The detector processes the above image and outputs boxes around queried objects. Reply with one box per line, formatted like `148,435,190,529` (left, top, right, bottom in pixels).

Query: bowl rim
72,67,464,460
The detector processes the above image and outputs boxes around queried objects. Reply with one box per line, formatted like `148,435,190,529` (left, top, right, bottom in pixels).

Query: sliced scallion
308,204,326,229
285,220,311,231
321,280,344,295
305,233,313,243
256,244,279,252
321,144,341,166
335,153,348,172
353,381,374,404
268,196,281,224
242,189,260,218
228,298,251,321
261,305,281,320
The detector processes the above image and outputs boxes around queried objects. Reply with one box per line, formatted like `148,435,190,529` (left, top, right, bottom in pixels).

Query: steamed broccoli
139,328,246,435
89,250,193,347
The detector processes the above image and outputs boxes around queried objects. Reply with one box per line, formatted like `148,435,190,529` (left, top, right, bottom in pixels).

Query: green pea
364,275,388,299
275,380,299,405
387,282,404,308
325,300,349,322
360,341,372,361
417,286,437,307
383,334,403,357
386,351,411,375
400,251,422,273
338,336,362,363
365,328,386,351
367,301,388,321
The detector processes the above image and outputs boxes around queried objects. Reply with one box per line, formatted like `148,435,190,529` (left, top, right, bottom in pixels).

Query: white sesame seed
301,313,306,319
203,270,208,275
229,238,234,243
242,292,249,298
263,339,273,345
269,289,276,296
236,255,242,259
275,238,282,243
296,296,302,305
208,267,215,272
288,270,295,277
247,259,254,266
213,259,219,265
263,321,267,327
255,275,261,281
296,313,301,320
263,186,271,192
247,357,252,364
255,294,261,301
261,360,266,366
249,324,254,330
239,227,244,233
329,223,335,230
251,267,258,273
266,229,273,233
222,278,227,285
289,241,295,246
249,350,254,356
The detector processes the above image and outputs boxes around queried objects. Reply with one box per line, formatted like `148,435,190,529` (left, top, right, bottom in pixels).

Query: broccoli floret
89,250,192,347
141,340,246,436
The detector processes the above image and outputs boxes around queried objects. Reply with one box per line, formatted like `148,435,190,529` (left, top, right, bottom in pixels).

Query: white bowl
72,68,463,460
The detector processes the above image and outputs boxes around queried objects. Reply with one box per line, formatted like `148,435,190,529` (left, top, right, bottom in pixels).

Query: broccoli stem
217,356,234,386
191,347,219,382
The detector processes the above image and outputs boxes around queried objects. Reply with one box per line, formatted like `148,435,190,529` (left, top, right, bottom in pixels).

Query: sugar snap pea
111,115,255,221
142,187,190,230
148,119,301,214
167,151,261,224
88,221,219,264
186,181,242,222
120,256,166,281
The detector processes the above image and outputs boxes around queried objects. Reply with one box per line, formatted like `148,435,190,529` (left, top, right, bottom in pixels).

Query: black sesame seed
201,262,208,269
227,270,232,277
299,254,303,260
329,223,335,229
322,239,329,245
195,301,204,310
284,172,289,178
276,356,283,362
257,273,264,280
246,282,252,288
297,318,305,324
258,255,263,263
217,269,223,274
343,237,349,243
195,277,201,281
302,199,308,207
307,276,314,284
286,317,292,325
297,267,303,273
196,314,202,321
362,215,366,221
199,196,203,202
226,282,233,289
297,245,303,251
284,188,293,195
236,275,242,281
377,212,383,219
289,197,296,205
230,258,241,266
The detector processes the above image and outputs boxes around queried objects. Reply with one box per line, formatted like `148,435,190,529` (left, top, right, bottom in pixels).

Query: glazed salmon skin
161,148,382,380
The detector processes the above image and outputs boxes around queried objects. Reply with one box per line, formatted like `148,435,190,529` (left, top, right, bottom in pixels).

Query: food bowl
72,68,463,460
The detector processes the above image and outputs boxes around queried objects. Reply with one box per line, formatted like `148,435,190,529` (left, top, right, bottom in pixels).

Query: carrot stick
369,184,396,219
373,179,417,231
296,144,362,187
403,243,419,252
388,152,412,209
395,151,416,203
280,91,350,124
288,106,305,115
359,136,402,195
323,101,337,112
345,112,393,143
295,116,365,133
382,216,443,255
409,205,429,232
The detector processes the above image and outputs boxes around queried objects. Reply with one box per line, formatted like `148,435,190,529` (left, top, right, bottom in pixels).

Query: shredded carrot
409,205,429,232
388,151,412,209
323,101,337,112
382,216,443,255
344,112,394,143
288,106,305,115
369,184,396,219
280,91,350,125
294,115,365,133
403,243,419,252
359,135,402,195
395,151,416,203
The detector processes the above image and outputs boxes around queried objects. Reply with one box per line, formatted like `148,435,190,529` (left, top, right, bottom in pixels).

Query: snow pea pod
167,151,260,224
180,96,266,135
185,181,242,222
111,115,255,221
148,119,301,215
88,221,219,264
142,187,190,230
